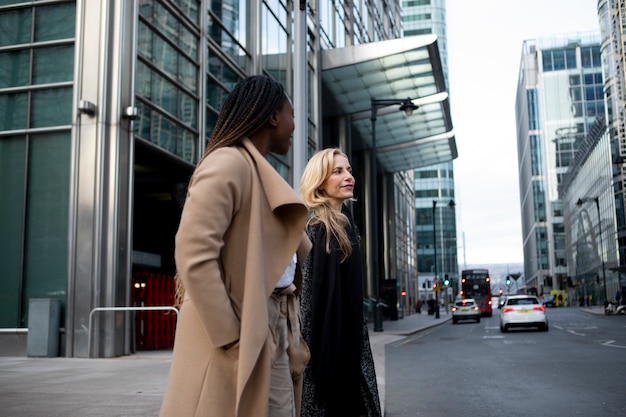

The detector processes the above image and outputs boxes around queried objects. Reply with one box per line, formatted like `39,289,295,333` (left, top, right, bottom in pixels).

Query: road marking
567,329,586,336
485,326,499,330
483,335,504,339
601,340,626,349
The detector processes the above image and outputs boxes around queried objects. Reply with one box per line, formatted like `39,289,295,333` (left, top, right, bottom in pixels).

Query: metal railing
87,306,179,358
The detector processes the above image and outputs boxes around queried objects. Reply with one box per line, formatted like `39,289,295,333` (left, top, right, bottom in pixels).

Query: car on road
451,298,481,324
500,295,548,332
541,294,556,308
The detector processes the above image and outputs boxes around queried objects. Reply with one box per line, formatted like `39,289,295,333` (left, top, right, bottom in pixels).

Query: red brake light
502,307,514,313
533,306,545,312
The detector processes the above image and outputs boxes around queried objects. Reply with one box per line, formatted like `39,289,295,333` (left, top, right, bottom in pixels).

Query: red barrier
132,271,177,350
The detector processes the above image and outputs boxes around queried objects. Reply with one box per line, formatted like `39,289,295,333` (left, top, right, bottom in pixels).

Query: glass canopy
321,35,458,173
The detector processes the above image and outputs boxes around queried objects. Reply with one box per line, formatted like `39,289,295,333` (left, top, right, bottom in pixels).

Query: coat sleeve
175,147,249,348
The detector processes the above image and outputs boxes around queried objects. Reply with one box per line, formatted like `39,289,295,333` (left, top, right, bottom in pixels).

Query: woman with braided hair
160,75,312,417
299,148,381,417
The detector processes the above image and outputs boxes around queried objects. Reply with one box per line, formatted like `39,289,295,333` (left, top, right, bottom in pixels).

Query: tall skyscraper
516,33,603,294
402,0,459,301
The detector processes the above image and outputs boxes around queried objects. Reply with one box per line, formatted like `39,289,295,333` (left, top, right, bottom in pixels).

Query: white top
275,253,297,288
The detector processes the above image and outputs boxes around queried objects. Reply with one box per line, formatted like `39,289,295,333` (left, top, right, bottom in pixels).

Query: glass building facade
0,0,455,357
516,33,603,295
560,119,619,305
402,0,459,305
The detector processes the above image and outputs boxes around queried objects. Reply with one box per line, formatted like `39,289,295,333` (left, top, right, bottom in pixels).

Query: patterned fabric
299,207,382,417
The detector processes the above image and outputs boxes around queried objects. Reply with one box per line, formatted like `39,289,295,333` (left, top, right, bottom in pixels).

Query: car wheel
500,323,507,333
476,317,481,323
542,323,549,331
452,318,457,324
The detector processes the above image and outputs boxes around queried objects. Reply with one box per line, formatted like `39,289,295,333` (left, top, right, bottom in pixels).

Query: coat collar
240,138,308,214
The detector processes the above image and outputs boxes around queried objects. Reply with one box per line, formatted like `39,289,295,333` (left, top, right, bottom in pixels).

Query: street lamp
433,199,455,318
370,97,418,332
577,197,608,305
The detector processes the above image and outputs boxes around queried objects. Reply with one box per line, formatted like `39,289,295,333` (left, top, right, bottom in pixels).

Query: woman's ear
267,110,279,127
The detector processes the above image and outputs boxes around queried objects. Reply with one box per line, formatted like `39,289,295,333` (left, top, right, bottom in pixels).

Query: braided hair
201,74,286,163
174,74,287,306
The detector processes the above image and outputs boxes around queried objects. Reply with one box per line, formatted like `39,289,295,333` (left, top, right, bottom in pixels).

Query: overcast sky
446,0,601,266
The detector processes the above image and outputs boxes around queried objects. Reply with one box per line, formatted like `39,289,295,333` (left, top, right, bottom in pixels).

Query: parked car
500,295,548,332
542,294,556,308
451,298,481,324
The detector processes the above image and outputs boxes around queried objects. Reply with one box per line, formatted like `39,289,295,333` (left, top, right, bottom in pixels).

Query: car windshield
456,300,474,306
507,298,538,306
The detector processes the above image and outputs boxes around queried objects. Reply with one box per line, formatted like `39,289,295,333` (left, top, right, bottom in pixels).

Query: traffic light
499,288,503,295
505,276,511,285
443,274,449,286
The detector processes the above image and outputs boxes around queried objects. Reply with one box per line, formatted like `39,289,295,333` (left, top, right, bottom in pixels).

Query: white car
500,295,548,332
451,298,481,324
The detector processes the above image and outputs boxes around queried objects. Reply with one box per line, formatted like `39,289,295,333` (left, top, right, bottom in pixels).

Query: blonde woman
299,149,381,417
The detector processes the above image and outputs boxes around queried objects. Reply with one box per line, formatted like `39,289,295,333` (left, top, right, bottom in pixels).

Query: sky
446,0,601,266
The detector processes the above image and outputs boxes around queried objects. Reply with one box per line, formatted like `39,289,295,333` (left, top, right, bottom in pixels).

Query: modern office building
0,1,456,357
515,32,603,295
597,0,626,297
402,0,459,306
556,0,626,304
559,117,619,305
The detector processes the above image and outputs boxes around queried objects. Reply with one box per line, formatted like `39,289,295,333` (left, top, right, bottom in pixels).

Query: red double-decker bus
461,268,492,317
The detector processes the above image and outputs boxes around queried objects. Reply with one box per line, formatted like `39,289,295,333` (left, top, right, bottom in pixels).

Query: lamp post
432,199,455,319
370,97,418,332
577,197,608,305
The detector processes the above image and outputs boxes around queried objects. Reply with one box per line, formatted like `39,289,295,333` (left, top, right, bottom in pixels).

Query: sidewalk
367,309,451,414
0,310,450,417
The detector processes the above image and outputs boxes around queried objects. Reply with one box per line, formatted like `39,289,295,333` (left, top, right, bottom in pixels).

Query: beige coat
159,139,311,417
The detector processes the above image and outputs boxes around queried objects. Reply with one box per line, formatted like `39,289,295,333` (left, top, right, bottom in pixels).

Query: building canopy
321,35,457,173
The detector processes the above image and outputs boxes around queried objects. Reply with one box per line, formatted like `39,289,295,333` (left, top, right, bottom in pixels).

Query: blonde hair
299,148,354,262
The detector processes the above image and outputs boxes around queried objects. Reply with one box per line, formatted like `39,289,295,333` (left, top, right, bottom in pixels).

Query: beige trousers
268,284,310,417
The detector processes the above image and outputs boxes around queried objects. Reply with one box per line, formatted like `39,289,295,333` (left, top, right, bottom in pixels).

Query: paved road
0,306,605,416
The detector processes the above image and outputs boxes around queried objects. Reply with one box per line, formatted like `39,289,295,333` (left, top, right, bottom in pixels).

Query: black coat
299,206,381,417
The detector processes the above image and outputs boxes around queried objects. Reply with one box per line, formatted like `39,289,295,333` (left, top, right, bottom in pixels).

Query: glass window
542,50,553,71
262,2,288,87
581,46,601,68
31,87,73,128
0,135,26,327
0,92,28,130
0,8,32,46
34,3,76,42
173,0,199,23
0,50,30,88
179,127,196,162
208,1,249,71
23,132,71,319
565,48,576,69
552,50,565,70
205,75,228,111
530,135,543,176
134,101,152,140
136,61,152,99
151,113,177,153
33,45,74,84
